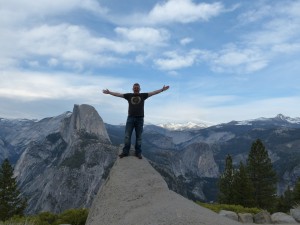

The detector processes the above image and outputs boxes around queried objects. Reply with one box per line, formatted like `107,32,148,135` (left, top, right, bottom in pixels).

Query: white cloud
239,1,300,25
0,0,117,71
272,43,300,53
0,71,126,101
208,96,300,124
154,45,268,73
48,58,59,67
0,0,107,27
146,94,300,125
209,46,269,73
147,0,224,24
19,24,128,56
121,0,225,25
192,1,298,75
1,23,158,70
180,37,193,45
115,27,170,47
238,1,300,56
154,49,200,70
238,3,272,24
243,19,300,48
1,21,173,71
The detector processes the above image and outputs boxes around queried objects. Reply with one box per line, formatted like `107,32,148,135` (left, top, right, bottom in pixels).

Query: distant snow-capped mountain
157,121,210,131
274,114,300,124
232,114,300,127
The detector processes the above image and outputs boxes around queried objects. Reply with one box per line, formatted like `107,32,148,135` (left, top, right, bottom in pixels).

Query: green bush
0,215,37,225
55,208,88,225
197,202,261,214
36,212,58,225
0,208,88,225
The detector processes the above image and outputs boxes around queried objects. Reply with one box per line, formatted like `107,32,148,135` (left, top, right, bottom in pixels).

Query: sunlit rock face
14,104,118,214
61,104,111,144
85,154,240,225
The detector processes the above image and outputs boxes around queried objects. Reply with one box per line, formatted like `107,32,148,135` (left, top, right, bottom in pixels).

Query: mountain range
1,105,300,214
1,104,118,214
105,113,300,201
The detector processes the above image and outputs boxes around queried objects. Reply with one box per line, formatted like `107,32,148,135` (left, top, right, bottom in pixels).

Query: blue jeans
122,116,144,155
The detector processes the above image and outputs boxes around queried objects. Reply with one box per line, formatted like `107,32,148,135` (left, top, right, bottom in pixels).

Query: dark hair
133,83,140,87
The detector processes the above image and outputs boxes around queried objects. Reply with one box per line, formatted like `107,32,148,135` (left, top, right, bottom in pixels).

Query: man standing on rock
103,83,169,159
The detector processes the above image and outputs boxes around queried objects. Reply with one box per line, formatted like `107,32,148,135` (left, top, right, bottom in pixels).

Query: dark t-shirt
123,93,149,117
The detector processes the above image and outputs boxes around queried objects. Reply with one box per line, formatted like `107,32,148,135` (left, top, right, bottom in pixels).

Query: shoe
135,153,142,159
119,153,128,158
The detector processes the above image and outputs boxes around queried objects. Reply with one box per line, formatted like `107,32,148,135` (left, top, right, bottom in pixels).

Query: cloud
0,0,116,71
154,45,268,73
0,70,140,122
195,1,300,74
207,45,269,73
0,71,126,101
121,0,225,25
180,37,193,45
146,93,300,125
208,96,300,124
0,0,107,27
272,43,300,54
154,49,200,70
237,3,272,24
238,1,300,55
1,24,171,71
243,19,300,48
115,27,170,47
147,0,224,24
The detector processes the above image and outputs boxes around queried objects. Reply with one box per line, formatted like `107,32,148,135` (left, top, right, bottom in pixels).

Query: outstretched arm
102,89,124,98
148,85,170,97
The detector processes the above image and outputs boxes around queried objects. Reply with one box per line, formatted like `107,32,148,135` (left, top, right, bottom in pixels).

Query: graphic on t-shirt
131,96,141,105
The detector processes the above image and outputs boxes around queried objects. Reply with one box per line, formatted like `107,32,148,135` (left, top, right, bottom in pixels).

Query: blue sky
1,0,300,125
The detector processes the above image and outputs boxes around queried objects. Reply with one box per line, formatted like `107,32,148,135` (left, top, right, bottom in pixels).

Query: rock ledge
85,154,241,225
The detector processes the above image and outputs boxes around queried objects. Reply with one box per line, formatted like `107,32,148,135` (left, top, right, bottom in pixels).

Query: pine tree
276,186,294,212
247,139,277,210
293,178,300,205
232,162,255,207
218,154,236,204
0,159,27,221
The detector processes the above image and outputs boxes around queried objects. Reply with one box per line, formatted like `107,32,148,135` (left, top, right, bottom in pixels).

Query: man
103,83,169,159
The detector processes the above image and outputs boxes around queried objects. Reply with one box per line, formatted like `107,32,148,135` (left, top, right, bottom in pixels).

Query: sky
1,0,300,125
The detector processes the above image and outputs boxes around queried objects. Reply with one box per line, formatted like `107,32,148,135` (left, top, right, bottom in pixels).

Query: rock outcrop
271,212,297,224
291,208,300,223
85,152,241,225
61,104,110,144
14,104,118,214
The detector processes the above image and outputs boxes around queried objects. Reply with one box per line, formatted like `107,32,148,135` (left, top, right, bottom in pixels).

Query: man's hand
148,85,170,97
103,89,110,94
102,89,123,97
162,85,169,91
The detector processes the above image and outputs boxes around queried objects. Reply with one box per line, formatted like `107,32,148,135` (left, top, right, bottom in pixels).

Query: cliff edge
85,153,242,225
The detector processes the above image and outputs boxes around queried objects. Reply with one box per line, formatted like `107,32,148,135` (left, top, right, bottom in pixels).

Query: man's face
133,85,140,94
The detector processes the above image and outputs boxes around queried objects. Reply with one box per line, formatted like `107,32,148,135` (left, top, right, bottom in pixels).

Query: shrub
0,215,37,225
197,202,261,214
0,208,88,225
36,212,57,225
55,208,88,225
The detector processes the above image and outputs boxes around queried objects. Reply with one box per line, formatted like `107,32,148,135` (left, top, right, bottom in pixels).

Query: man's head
132,83,140,94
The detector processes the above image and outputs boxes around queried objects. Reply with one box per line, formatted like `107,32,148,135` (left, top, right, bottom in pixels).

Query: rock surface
238,213,254,223
253,210,272,224
291,208,300,222
271,212,297,224
14,104,118,214
219,210,239,221
85,153,242,225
